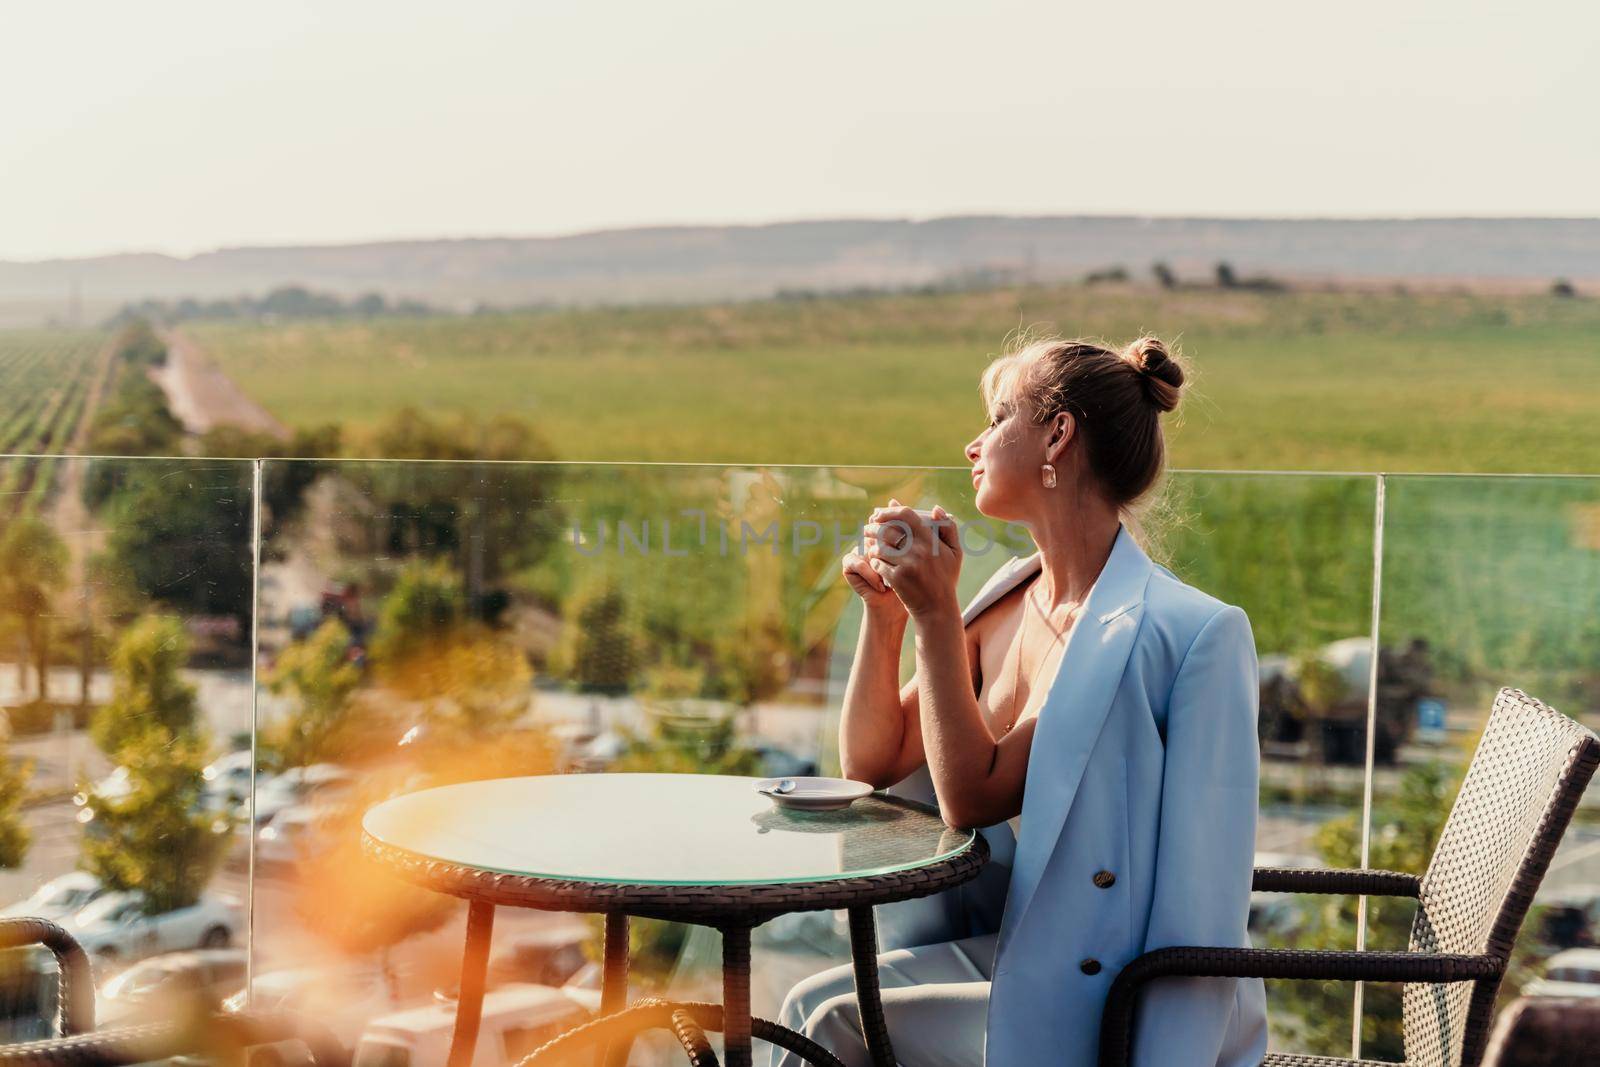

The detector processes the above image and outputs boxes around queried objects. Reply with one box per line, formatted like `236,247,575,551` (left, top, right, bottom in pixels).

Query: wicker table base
521,997,848,1067
447,906,894,1067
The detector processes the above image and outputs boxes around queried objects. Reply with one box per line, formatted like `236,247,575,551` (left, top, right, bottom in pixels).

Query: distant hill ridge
4,216,1597,320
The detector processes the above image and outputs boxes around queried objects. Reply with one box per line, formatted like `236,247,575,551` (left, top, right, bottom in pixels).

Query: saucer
754,776,874,812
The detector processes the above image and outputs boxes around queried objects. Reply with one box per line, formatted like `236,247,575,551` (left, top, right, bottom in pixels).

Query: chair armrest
0,918,95,1035
1252,867,1421,897
1097,946,1501,1067
0,1012,347,1067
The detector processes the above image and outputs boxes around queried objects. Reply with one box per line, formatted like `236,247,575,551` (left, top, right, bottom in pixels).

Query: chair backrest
1404,687,1599,1067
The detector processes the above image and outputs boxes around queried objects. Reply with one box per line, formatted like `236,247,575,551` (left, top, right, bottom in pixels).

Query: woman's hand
864,502,963,620
842,499,908,622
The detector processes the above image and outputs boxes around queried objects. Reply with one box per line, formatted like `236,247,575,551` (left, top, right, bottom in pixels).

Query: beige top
1005,576,1096,840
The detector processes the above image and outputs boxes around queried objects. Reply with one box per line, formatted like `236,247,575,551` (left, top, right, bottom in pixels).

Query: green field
0,328,102,513
188,285,1600,474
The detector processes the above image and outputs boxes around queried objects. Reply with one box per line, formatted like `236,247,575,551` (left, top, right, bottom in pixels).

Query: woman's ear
1045,412,1074,463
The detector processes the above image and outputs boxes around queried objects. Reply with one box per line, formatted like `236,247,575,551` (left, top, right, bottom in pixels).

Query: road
152,328,287,439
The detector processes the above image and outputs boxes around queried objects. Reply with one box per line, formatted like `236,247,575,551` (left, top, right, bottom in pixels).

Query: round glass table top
362,773,975,887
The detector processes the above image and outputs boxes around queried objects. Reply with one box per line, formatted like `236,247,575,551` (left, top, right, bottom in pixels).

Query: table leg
847,906,895,1067
600,913,629,1067
447,900,495,1067
721,925,752,1067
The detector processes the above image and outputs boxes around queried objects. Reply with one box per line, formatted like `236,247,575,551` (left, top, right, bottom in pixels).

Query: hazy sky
4,0,1596,260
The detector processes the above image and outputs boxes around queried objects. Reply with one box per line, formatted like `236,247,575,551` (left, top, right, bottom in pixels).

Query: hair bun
1123,335,1184,413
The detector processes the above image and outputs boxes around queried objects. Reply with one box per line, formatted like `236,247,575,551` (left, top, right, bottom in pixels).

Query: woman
774,336,1267,1067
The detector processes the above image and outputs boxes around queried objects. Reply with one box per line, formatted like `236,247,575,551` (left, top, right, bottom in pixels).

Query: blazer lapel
998,523,1155,949
960,552,1040,627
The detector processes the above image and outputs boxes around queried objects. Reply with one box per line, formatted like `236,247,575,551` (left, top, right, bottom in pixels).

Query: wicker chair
0,917,341,1067
1099,687,1600,1067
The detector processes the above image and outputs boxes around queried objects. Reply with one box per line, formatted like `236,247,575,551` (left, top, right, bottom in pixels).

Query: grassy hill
6,216,1599,328
188,283,1600,474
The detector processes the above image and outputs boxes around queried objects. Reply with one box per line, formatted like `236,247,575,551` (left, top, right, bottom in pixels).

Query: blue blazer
881,522,1268,1067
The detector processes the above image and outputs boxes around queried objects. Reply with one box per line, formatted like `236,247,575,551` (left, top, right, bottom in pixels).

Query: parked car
62,891,242,968
1258,636,1436,764
753,744,817,780
256,805,344,869
1524,948,1600,998
97,948,248,1026
1533,885,1600,949
77,762,242,835
352,984,589,1067
203,750,256,804
483,923,590,990
224,963,404,1052
565,729,624,773
81,766,135,804
249,764,356,827
760,908,847,954
0,871,106,922
1248,893,1302,941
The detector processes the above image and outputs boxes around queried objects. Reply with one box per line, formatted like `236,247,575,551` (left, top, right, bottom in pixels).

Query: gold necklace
1006,583,1079,735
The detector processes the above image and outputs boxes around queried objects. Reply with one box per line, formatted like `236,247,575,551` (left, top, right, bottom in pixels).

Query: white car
97,948,248,1026
353,984,590,1067
249,764,355,827
63,891,243,968
202,750,257,811
0,871,106,922
83,767,136,804
1524,947,1600,998
1248,851,1318,940
203,750,255,794
256,805,341,868
77,765,239,829
225,964,407,1051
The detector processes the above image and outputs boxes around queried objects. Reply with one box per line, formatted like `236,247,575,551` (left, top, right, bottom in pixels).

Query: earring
1041,464,1057,489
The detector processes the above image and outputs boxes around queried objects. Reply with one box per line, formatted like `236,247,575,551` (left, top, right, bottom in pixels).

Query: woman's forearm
913,604,1009,827
838,611,912,786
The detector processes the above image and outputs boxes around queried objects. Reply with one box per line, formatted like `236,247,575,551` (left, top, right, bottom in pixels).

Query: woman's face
964,392,1054,523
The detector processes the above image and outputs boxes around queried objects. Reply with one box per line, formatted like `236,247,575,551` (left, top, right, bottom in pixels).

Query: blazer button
1080,958,1102,976
1093,870,1116,889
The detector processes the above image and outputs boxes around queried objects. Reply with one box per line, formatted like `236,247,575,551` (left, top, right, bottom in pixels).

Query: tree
81,615,228,915
368,558,534,744
353,293,389,316
0,739,33,868
198,424,342,543
1083,266,1130,285
262,617,362,768
351,407,563,590
1152,261,1178,289
1216,261,1239,289
552,578,639,695
103,463,254,625
367,558,465,667
379,627,531,740
0,513,69,701
1551,278,1578,298
259,287,344,318
82,322,186,506
112,319,167,368
707,612,789,706
89,615,201,755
